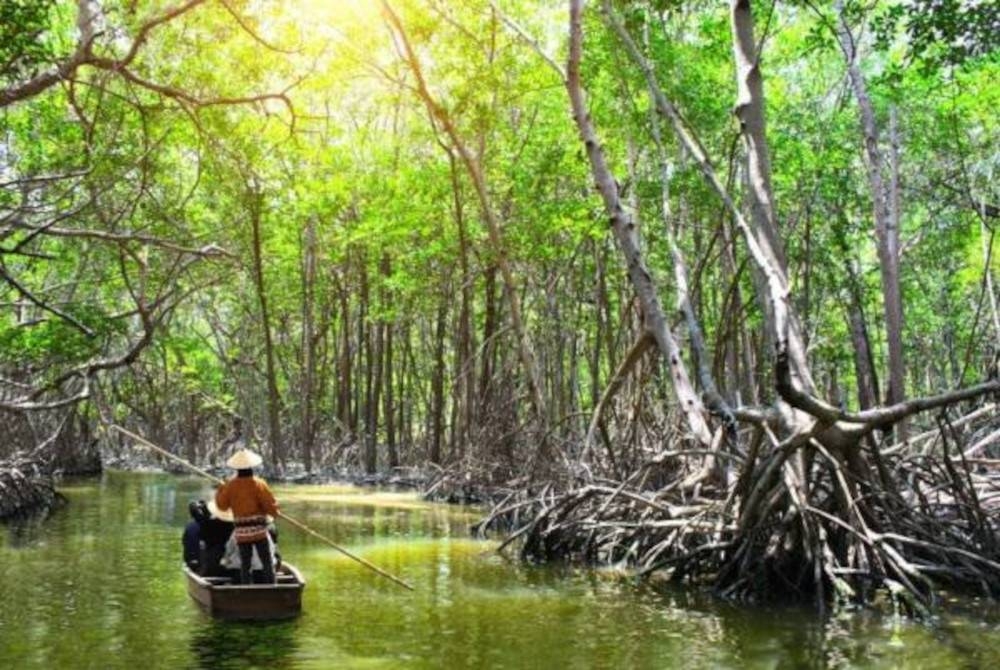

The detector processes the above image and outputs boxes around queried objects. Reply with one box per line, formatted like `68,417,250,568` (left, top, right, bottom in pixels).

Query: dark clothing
182,520,202,569
199,543,229,578
199,517,234,576
238,539,275,584
201,517,235,547
182,499,236,576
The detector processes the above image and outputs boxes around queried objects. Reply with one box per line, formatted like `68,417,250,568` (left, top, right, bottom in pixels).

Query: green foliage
0,304,126,369
2,0,998,450
0,0,64,85
874,0,1000,70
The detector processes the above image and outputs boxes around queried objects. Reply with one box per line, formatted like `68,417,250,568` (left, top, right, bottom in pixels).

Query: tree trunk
382,1,548,424
590,239,607,411
249,184,284,468
644,27,734,426
730,0,816,397
448,152,474,458
834,1,906,434
369,292,384,474
845,261,880,411
335,273,353,439
399,319,413,461
480,265,498,413
430,295,448,465
382,254,398,468
360,254,376,473
570,0,712,448
300,219,317,472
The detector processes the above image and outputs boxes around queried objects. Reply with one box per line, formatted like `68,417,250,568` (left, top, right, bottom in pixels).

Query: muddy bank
422,468,514,506
4,445,501,522
103,450,436,491
117,455,506,507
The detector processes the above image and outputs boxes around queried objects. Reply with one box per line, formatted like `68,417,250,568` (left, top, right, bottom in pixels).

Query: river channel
1,471,998,669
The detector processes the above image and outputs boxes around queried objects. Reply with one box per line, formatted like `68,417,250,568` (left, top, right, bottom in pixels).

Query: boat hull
184,563,305,621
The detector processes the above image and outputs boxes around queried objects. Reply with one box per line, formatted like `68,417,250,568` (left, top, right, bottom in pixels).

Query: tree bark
248,184,284,467
369,289,384,473
834,1,906,426
569,0,712,448
729,0,816,397
381,254,398,468
604,1,802,419
843,257,880,410
430,294,448,465
300,218,317,472
643,20,735,428
448,152,474,458
335,272,353,439
480,265,499,413
360,254,376,473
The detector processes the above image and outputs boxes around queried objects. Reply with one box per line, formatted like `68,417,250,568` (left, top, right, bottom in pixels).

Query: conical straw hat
206,500,234,522
226,447,263,469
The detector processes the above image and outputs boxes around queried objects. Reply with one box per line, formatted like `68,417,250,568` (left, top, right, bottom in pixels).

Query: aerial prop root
481,419,1000,612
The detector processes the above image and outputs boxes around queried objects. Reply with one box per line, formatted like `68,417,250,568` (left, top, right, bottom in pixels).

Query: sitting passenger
181,499,236,577
182,501,208,570
201,501,235,577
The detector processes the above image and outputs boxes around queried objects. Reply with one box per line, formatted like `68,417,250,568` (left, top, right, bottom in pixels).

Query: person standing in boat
214,446,279,585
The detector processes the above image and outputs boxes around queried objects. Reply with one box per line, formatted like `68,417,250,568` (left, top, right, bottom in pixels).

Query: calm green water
1,471,999,669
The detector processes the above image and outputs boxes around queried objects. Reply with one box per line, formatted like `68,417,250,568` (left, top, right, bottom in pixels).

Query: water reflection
2,471,1000,669
189,620,300,670
3,512,52,547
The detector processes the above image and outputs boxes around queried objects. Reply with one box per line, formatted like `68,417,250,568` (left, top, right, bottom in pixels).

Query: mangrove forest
2,1,1000,659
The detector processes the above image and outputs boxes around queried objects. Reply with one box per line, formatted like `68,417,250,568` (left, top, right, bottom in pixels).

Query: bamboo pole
111,424,415,591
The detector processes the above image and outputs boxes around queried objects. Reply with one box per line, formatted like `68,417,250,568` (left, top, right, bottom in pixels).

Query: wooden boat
184,562,306,621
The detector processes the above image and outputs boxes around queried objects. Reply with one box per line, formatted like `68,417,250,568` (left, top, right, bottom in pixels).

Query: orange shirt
215,476,279,520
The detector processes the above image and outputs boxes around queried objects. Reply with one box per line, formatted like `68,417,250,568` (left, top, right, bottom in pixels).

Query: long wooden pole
111,424,415,591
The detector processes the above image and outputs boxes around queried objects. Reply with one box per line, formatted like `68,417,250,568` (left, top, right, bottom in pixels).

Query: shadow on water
4,512,53,548
189,619,300,670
